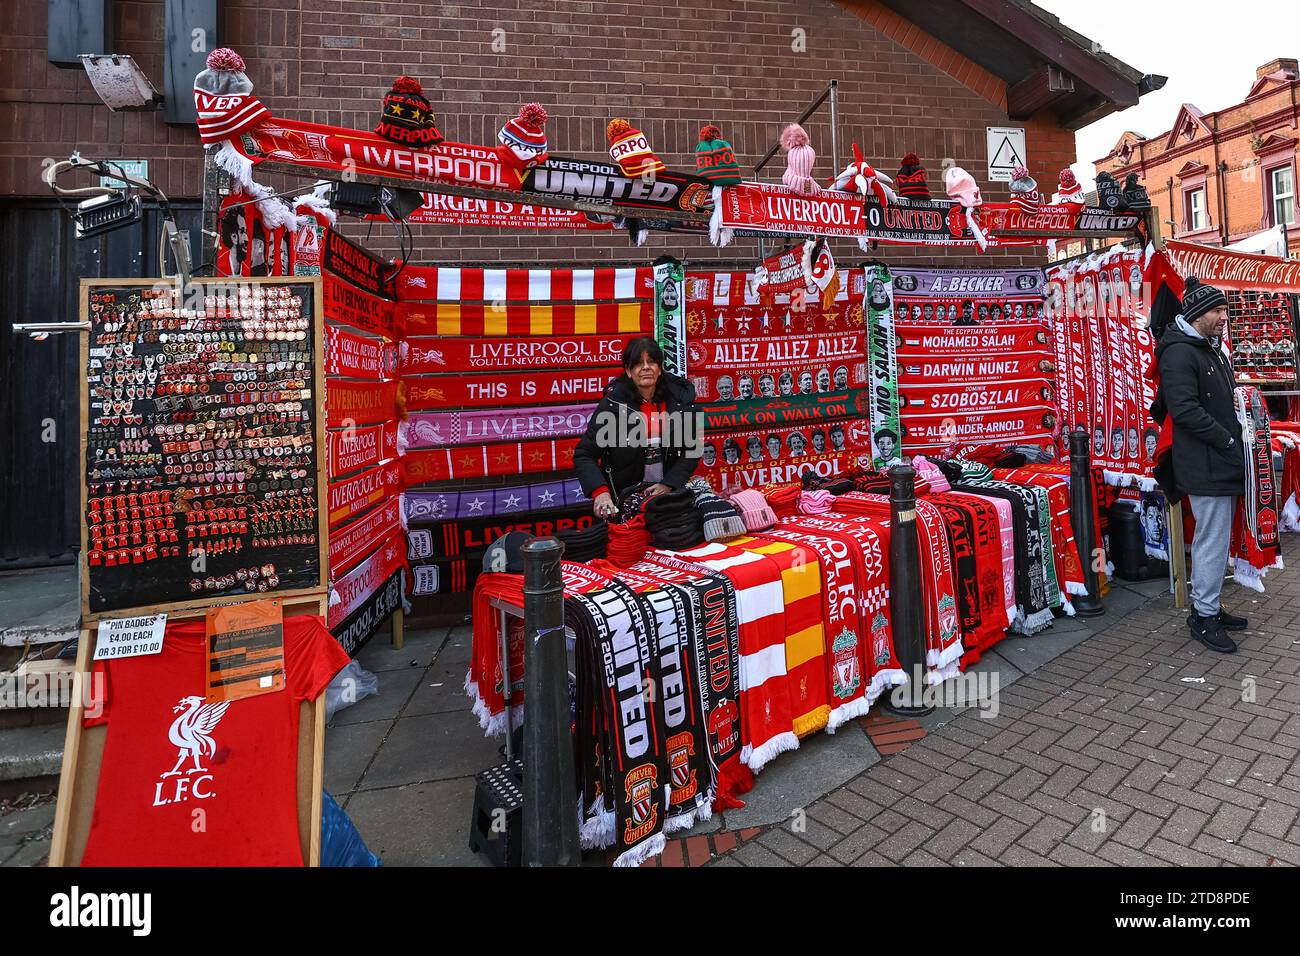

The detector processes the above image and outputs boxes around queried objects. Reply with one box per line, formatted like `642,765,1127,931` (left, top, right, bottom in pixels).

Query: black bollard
520,536,580,866
884,463,934,717
1068,430,1105,616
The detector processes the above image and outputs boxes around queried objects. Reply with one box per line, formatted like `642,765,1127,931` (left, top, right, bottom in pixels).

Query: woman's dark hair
615,336,669,399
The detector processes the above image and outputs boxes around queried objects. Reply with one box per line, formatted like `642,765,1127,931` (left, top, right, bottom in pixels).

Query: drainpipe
1168,176,1176,236
1212,116,1227,246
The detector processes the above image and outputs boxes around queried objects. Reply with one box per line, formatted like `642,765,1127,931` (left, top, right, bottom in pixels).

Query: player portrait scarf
686,329,867,403
864,263,903,470
702,420,871,492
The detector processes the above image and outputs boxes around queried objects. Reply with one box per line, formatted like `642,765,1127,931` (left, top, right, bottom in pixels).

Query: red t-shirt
80,615,348,866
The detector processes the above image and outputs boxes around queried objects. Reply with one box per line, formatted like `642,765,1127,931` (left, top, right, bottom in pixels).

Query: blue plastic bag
321,790,381,867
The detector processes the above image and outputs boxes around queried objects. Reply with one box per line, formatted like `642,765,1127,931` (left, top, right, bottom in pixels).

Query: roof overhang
867,0,1162,130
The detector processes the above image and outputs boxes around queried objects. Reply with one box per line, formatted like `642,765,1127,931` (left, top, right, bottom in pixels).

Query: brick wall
1097,72,1300,253
1,0,1080,267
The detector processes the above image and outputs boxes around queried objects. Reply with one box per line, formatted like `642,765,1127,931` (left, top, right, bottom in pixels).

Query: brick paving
712,538,1300,866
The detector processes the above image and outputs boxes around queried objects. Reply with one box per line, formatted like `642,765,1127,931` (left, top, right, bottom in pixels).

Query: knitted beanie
913,455,952,493
1057,168,1084,205
728,489,777,532
687,479,748,540
1008,164,1040,215
606,515,651,568
695,124,744,187
761,483,802,518
780,124,819,194
607,119,665,177
193,48,267,145
798,489,834,515
895,153,931,200
497,102,549,171
375,75,444,148
1181,276,1228,322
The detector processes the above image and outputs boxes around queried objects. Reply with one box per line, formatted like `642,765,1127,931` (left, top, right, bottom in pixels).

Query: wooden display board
78,277,328,621
48,597,328,867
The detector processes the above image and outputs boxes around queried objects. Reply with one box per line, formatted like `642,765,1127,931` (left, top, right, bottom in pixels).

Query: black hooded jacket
1153,321,1245,498
572,373,701,500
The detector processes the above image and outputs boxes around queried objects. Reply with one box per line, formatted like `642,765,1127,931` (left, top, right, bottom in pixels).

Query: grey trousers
1188,494,1237,617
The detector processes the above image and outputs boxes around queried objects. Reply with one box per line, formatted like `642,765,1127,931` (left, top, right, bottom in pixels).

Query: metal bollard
884,463,934,717
521,536,580,866
1067,430,1105,616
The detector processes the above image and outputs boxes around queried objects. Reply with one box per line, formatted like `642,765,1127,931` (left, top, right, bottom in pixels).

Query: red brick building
0,0,1156,566
1095,58,1300,255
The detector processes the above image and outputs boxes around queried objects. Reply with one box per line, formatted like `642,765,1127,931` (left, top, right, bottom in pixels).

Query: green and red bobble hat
895,153,931,200
375,75,444,148
695,124,744,186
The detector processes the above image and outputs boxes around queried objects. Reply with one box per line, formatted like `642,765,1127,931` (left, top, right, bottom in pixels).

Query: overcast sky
1034,0,1300,188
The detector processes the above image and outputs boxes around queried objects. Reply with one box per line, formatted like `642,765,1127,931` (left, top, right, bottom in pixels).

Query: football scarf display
402,438,578,485
901,407,1058,454
328,461,402,529
701,420,871,491
701,389,873,428
653,258,688,378
402,478,587,523
397,265,653,303
895,321,1049,358
401,334,631,374
568,582,668,867
1232,385,1283,590
403,369,616,410
399,300,650,337
644,545,796,773
406,506,593,561
817,496,962,681
686,330,867,402
325,325,398,380
992,467,1088,599
729,535,830,738
402,403,595,448
899,380,1055,415
328,421,398,476
747,524,875,727
324,279,397,342
604,559,750,811
686,301,864,339
329,497,402,576
924,491,1009,661
326,379,399,427
865,264,903,470
327,531,407,628
890,266,1045,302
688,267,866,308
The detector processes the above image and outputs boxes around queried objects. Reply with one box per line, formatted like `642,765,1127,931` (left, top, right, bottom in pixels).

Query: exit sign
100,160,149,189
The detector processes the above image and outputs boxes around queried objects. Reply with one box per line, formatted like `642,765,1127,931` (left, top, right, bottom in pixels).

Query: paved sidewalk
712,539,1300,867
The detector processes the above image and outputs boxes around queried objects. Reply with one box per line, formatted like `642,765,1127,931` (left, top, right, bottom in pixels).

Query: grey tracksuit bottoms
1188,494,1236,617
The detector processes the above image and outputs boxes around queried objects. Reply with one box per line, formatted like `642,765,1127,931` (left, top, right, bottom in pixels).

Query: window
1270,165,1295,226
1187,187,1207,231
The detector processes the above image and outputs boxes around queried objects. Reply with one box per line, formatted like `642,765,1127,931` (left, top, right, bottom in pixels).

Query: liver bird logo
162,696,230,777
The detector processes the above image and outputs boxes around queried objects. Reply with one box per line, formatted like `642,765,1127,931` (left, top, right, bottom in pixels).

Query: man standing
1154,276,1245,654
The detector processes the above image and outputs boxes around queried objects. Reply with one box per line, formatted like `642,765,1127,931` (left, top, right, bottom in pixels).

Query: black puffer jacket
572,373,701,500
1153,322,1244,498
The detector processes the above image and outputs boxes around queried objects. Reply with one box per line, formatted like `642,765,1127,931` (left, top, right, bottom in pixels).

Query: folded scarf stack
761,483,802,518
801,472,856,494
686,478,747,541
606,515,651,567
798,489,835,515
727,488,777,531
556,522,609,562
616,482,660,521
644,488,706,551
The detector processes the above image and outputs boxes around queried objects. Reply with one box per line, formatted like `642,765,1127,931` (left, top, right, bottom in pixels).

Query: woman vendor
573,337,702,519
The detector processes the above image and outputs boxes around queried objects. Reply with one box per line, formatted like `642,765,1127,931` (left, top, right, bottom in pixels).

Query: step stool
467,757,524,867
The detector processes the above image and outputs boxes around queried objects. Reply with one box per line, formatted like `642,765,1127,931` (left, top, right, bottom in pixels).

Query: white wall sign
94,613,167,660
986,127,1027,183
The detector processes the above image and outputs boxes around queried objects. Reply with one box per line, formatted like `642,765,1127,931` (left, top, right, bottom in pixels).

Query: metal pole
828,79,840,177
520,536,579,866
498,607,514,759
883,463,934,716
1067,430,1105,616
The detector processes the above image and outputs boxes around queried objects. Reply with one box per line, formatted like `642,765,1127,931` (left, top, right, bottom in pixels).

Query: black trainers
1188,613,1237,654
1217,609,1248,630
